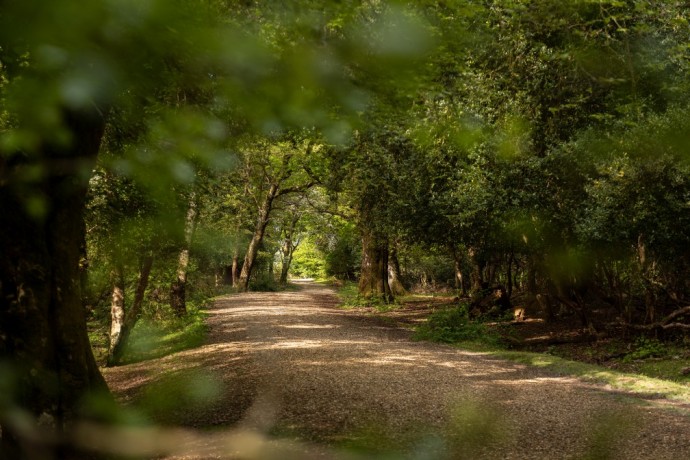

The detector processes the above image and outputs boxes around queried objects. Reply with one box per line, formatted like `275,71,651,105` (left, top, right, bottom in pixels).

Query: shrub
414,304,502,346
624,337,668,362
249,273,280,292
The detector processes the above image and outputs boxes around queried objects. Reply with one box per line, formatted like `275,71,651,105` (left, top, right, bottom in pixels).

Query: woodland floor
102,281,690,459
377,294,690,381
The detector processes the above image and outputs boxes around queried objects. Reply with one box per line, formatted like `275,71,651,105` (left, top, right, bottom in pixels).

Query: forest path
103,282,690,459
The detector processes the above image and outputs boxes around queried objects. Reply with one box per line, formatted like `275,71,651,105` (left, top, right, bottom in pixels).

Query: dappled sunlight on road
102,282,690,459
280,323,340,329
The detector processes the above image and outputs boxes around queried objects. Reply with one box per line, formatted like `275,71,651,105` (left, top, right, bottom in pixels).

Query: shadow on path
103,282,690,459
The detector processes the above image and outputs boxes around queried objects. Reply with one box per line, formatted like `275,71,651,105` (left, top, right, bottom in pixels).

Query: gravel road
103,282,690,459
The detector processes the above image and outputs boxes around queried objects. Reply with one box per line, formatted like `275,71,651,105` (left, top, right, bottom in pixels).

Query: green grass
121,309,207,364
396,292,457,303
637,358,690,382
337,281,690,406
88,326,110,364
464,348,690,404
494,349,690,401
336,281,360,307
409,305,690,405
336,281,401,312
412,304,511,349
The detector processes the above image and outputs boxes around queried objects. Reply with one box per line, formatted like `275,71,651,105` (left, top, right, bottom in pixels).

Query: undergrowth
623,337,667,362
413,303,504,347
337,281,400,312
492,349,690,403
89,288,212,366
120,307,207,364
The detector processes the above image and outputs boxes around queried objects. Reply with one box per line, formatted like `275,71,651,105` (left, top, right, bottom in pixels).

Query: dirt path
103,282,690,459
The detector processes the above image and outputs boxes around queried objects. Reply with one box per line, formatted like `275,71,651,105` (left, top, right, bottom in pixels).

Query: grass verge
335,281,401,312
337,285,690,406
418,323,690,405
121,308,207,364
487,349,690,403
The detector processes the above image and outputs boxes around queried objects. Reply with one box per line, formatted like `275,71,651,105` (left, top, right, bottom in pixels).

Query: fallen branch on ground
615,305,690,331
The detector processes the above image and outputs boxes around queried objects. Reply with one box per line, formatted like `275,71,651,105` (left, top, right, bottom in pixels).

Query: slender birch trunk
108,254,153,365
388,242,406,296
171,191,199,316
108,264,126,365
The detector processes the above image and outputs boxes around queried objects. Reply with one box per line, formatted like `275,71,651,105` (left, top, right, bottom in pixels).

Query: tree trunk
280,257,291,283
215,268,222,288
170,191,199,317
0,107,108,457
468,246,485,294
239,183,278,291
108,254,153,366
507,252,514,298
231,252,240,287
452,248,467,296
638,233,657,324
279,214,300,284
527,255,538,296
280,245,295,283
388,242,406,296
107,265,126,365
230,222,242,287
358,229,393,302
487,261,497,286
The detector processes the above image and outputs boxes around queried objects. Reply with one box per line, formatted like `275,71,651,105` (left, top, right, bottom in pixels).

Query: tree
0,0,368,454
236,135,317,290
170,189,200,316
277,201,305,283
85,166,164,366
0,101,109,457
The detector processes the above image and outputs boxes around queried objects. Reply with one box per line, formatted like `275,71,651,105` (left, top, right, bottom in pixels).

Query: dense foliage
2,0,690,457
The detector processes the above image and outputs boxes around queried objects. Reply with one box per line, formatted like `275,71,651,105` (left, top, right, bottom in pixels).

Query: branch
612,305,690,331
302,163,323,185
619,322,690,331
275,181,316,198
661,305,690,324
303,197,354,220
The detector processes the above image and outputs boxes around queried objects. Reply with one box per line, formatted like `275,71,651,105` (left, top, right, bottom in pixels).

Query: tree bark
506,252,514,298
279,213,300,284
468,246,485,294
387,242,406,296
108,254,153,366
231,252,240,288
527,255,538,296
170,191,199,316
0,107,109,457
280,254,292,283
107,265,126,365
239,183,278,291
637,233,657,324
358,229,393,302
452,247,467,296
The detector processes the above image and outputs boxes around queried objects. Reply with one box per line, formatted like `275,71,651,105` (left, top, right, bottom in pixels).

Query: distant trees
0,0,389,456
235,136,317,290
2,0,690,456
85,167,165,365
306,0,690,330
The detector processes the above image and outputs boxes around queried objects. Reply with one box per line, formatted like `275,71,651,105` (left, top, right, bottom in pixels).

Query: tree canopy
2,0,690,457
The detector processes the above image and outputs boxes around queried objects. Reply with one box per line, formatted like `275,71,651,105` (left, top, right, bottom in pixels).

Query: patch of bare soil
102,282,690,459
